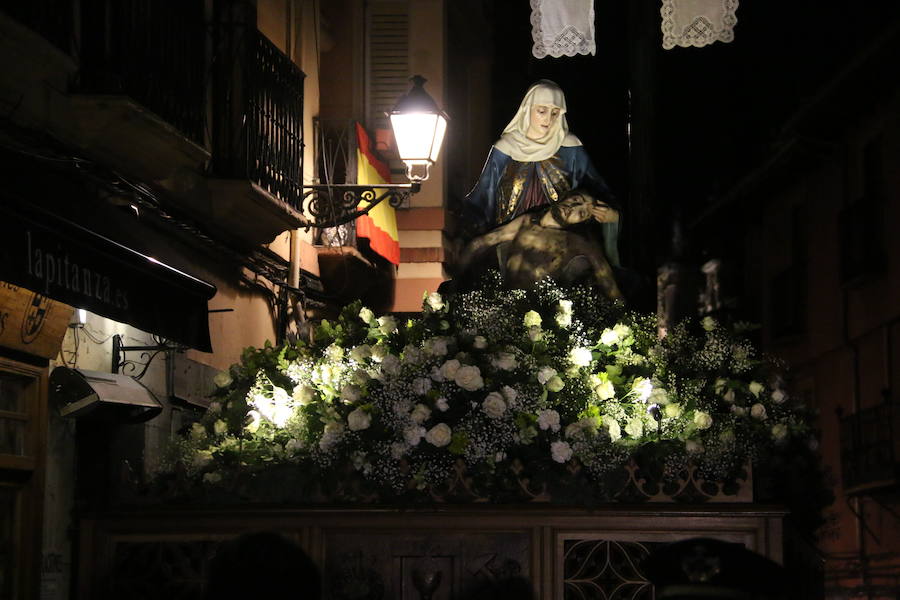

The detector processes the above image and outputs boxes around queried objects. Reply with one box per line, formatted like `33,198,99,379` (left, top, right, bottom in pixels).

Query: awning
0,201,216,351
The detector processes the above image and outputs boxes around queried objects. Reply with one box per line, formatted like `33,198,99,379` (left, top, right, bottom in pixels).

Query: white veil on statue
494,80,582,162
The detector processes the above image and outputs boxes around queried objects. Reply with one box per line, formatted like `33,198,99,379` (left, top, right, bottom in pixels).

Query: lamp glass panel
429,115,448,162
391,113,439,162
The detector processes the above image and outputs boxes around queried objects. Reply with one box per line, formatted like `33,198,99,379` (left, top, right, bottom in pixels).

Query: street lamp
302,76,448,229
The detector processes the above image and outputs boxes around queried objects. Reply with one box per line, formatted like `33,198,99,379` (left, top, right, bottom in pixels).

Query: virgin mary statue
461,80,620,267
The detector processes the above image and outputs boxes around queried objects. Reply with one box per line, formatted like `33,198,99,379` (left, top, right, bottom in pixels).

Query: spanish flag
355,122,400,265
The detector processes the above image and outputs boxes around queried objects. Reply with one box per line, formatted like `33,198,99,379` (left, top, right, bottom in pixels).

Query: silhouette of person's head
203,531,321,600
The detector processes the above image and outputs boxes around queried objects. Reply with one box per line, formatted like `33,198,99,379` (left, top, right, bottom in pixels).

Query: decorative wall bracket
301,182,420,229
112,334,184,398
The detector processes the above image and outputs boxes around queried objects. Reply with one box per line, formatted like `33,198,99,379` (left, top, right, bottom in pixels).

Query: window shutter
365,1,409,134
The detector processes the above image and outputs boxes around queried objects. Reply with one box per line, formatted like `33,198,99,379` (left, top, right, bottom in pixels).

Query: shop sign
0,281,72,359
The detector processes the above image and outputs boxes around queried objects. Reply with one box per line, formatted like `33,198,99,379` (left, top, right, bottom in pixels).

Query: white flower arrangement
173,275,817,503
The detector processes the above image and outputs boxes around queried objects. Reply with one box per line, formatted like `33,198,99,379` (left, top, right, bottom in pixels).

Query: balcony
840,402,899,495
69,0,210,184
209,27,308,245
3,2,309,249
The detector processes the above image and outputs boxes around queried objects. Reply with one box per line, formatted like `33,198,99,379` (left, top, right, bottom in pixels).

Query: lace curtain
661,0,739,50
531,0,596,59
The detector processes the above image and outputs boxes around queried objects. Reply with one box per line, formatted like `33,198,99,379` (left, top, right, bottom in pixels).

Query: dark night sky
482,0,900,250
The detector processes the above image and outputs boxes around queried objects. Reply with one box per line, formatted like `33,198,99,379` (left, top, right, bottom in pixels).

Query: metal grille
245,31,306,210
840,403,898,494
77,0,206,145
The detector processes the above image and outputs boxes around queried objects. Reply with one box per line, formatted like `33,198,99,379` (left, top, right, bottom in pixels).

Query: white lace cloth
661,0,739,50
531,0,595,59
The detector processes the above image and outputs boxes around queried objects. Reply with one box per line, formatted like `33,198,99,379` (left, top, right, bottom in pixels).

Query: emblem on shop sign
21,292,52,344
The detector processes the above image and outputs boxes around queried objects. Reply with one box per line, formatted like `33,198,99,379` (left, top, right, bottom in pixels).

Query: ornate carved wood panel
78,506,785,600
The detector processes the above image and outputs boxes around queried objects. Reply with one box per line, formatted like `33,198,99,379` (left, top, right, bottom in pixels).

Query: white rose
693,411,713,429
536,366,557,385
291,384,316,406
731,405,747,417
403,425,426,446
631,377,653,402
547,375,565,393
411,403,432,424
285,438,304,454
381,354,401,377
325,344,345,361
748,381,764,398
593,379,615,400
425,337,449,356
600,328,619,346
425,423,452,447
558,299,573,315
440,359,462,380
537,409,561,432
371,344,388,362
771,389,787,404
714,378,728,394
664,403,683,418
722,389,736,403
604,417,621,442
425,292,445,312
436,397,449,412
771,423,789,441
359,307,376,325
550,440,573,463
473,335,488,349
482,392,506,418
527,326,543,342
492,352,518,371
348,407,372,431
213,371,233,388
191,422,207,440
319,421,345,451
213,419,227,435
429,366,445,382
402,345,424,365
350,344,372,362
412,377,432,395
454,365,484,391
701,316,716,331
569,347,593,367
648,387,668,405
523,310,542,328
624,417,644,438
555,311,572,328
340,384,362,404
750,403,767,420
501,385,518,406
377,315,398,335
613,323,632,339
685,439,704,454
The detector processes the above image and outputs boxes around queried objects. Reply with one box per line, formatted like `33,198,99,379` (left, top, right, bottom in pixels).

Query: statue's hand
591,203,619,223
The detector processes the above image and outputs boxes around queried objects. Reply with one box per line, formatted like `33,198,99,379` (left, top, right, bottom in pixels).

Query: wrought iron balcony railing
212,26,306,212
840,402,898,495
76,0,207,146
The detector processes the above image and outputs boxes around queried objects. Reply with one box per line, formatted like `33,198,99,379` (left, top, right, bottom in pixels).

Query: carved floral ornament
153,273,819,506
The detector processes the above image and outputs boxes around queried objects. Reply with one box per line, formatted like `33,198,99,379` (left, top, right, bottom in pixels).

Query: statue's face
551,194,595,225
526,104,561,140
